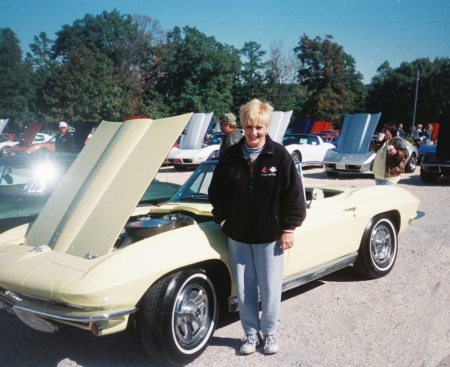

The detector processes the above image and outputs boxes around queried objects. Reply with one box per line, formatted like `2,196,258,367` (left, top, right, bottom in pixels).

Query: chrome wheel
172,274,216,351
370,222,394,269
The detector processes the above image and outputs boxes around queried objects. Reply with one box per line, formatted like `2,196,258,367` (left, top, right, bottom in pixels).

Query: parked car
0,121,55,156
9,121,56,154
0,152,181,233
312,131,340,147
1,133,15,142
323,114,417,177
283,133,335,167
420,122,450,183
417,143,436,165
0,115,422,367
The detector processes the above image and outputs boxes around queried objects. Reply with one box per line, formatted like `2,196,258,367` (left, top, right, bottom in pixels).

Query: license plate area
336,163,346,170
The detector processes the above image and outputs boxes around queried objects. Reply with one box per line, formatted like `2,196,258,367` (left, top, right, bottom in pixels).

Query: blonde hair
417,124,423,129
240,99,273,128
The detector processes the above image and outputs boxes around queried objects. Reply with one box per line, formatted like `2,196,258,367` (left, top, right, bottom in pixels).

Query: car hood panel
337,113,381,154
23,114,192,258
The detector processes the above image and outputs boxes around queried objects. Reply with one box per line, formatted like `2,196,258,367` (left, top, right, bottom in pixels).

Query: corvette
0,114,422,366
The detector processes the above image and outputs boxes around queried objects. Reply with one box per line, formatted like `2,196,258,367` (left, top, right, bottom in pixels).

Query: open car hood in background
17,122,44,147
337,113,381,155
24,114,192,258
179,113,214,150
268,111,293,144
0,119,9,135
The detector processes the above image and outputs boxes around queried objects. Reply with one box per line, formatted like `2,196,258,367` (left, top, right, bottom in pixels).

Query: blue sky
1,0,449,84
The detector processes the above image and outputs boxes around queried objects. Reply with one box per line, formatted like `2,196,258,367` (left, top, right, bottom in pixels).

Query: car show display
0,114,423,366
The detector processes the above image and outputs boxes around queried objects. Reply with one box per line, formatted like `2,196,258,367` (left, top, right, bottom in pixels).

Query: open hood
0,119,9,134
179,113,213,149
337,113,381,154
18,122,44,147
24,114,192,258
268,111,293,144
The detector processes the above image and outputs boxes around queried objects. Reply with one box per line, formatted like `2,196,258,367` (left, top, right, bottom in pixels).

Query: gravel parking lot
1,166,449,367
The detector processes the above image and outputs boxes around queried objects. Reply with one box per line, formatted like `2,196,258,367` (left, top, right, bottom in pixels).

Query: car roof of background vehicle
24,114,192,258
179,113,214,150
336,113,381,155
0,119,9,135
17,122,44,147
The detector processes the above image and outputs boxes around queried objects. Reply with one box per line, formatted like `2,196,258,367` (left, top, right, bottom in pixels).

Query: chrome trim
282,253,358,293
12,303,138,323
229,253,358,311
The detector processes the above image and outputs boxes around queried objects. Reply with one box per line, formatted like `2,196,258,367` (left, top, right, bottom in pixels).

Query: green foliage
367,57,450,131
156,26,241,118
0,28,34,126
294,34,366,125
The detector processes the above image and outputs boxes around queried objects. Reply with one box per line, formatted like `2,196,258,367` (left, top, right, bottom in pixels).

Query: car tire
420,167,439,183
326,171,339,177
141,268,218,366
0,146,11,156
354,215,398,279
174,165,187,171
36,148,50,154
404,153,416,173
291,151,301,165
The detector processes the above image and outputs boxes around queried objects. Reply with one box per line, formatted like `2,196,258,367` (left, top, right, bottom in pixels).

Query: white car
168,111,293,169
283,133,336,167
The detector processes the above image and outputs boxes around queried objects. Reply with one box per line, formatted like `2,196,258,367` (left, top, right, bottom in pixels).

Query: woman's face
243,124,268,148
383,128,393,140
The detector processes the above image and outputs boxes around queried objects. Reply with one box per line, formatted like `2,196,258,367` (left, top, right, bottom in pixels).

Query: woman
370,122,409,185
208,99,307,355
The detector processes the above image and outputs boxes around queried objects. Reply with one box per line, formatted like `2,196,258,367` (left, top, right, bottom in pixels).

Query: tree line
1,9,449,133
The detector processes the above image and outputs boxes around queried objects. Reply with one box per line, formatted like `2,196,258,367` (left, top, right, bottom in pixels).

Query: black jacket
55,132,75,153
208,135,306,244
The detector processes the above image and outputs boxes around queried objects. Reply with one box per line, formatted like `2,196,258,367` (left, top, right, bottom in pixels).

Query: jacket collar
232,134,276,157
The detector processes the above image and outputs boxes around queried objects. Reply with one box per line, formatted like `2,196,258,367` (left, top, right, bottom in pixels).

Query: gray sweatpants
228,238,285,336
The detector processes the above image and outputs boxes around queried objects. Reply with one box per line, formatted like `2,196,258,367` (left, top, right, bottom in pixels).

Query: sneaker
263,334,279,355
240,334,260,355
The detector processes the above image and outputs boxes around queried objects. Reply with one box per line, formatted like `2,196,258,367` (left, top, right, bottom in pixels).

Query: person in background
397,123,405,138
413,124,423,148
423,123,433,145
218,113,243,157
55,121,75,153
370,122,409,185
208,99,307,356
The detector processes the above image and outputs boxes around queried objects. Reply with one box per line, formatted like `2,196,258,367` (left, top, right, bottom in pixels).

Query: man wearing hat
218,113,243,158
55,121,75,153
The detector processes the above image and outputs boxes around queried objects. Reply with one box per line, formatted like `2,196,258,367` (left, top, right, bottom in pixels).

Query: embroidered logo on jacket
261,166,277,176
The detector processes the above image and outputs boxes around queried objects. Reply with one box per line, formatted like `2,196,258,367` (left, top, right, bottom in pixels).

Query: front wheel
141,268,218,366
354,215,398,279
290,151,301,165
0,146,11,156
173,164,187,171
404,153,416,173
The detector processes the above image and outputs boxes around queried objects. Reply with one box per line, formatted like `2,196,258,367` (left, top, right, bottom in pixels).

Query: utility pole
412,69,419,132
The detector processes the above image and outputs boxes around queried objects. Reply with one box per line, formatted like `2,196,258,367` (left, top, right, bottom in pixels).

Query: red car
9,122,55,154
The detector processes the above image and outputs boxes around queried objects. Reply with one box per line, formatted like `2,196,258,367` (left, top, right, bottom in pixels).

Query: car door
285,191,364,277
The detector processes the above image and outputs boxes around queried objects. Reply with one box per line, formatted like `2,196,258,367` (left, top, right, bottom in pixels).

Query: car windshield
283,134,317,146
0,158,73,194
168,162,216,202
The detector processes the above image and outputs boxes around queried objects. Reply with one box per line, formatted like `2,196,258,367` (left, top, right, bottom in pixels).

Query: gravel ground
1,166,449,367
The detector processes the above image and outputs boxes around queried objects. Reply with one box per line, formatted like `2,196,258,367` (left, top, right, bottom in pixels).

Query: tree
0,28,34,126
294,34,366,125
25,32,58,120
265,40,306,112
156,26,241,117
366,58,449,131
42,46,123,123
234,41,267,107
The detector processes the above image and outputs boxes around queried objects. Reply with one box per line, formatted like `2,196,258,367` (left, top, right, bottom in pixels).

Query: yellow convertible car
0,115,422,366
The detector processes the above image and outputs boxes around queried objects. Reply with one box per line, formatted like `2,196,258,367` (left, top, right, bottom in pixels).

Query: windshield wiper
177,193,209,200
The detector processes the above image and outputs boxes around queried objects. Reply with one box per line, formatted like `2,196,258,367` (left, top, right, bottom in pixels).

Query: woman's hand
279,232,294,250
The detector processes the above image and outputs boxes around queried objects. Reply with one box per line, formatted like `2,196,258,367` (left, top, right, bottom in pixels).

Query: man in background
218,113,243,158
55,121,75,153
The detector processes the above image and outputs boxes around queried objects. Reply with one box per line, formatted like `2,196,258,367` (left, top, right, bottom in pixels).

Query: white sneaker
263,334,279,354
240,334,260,354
